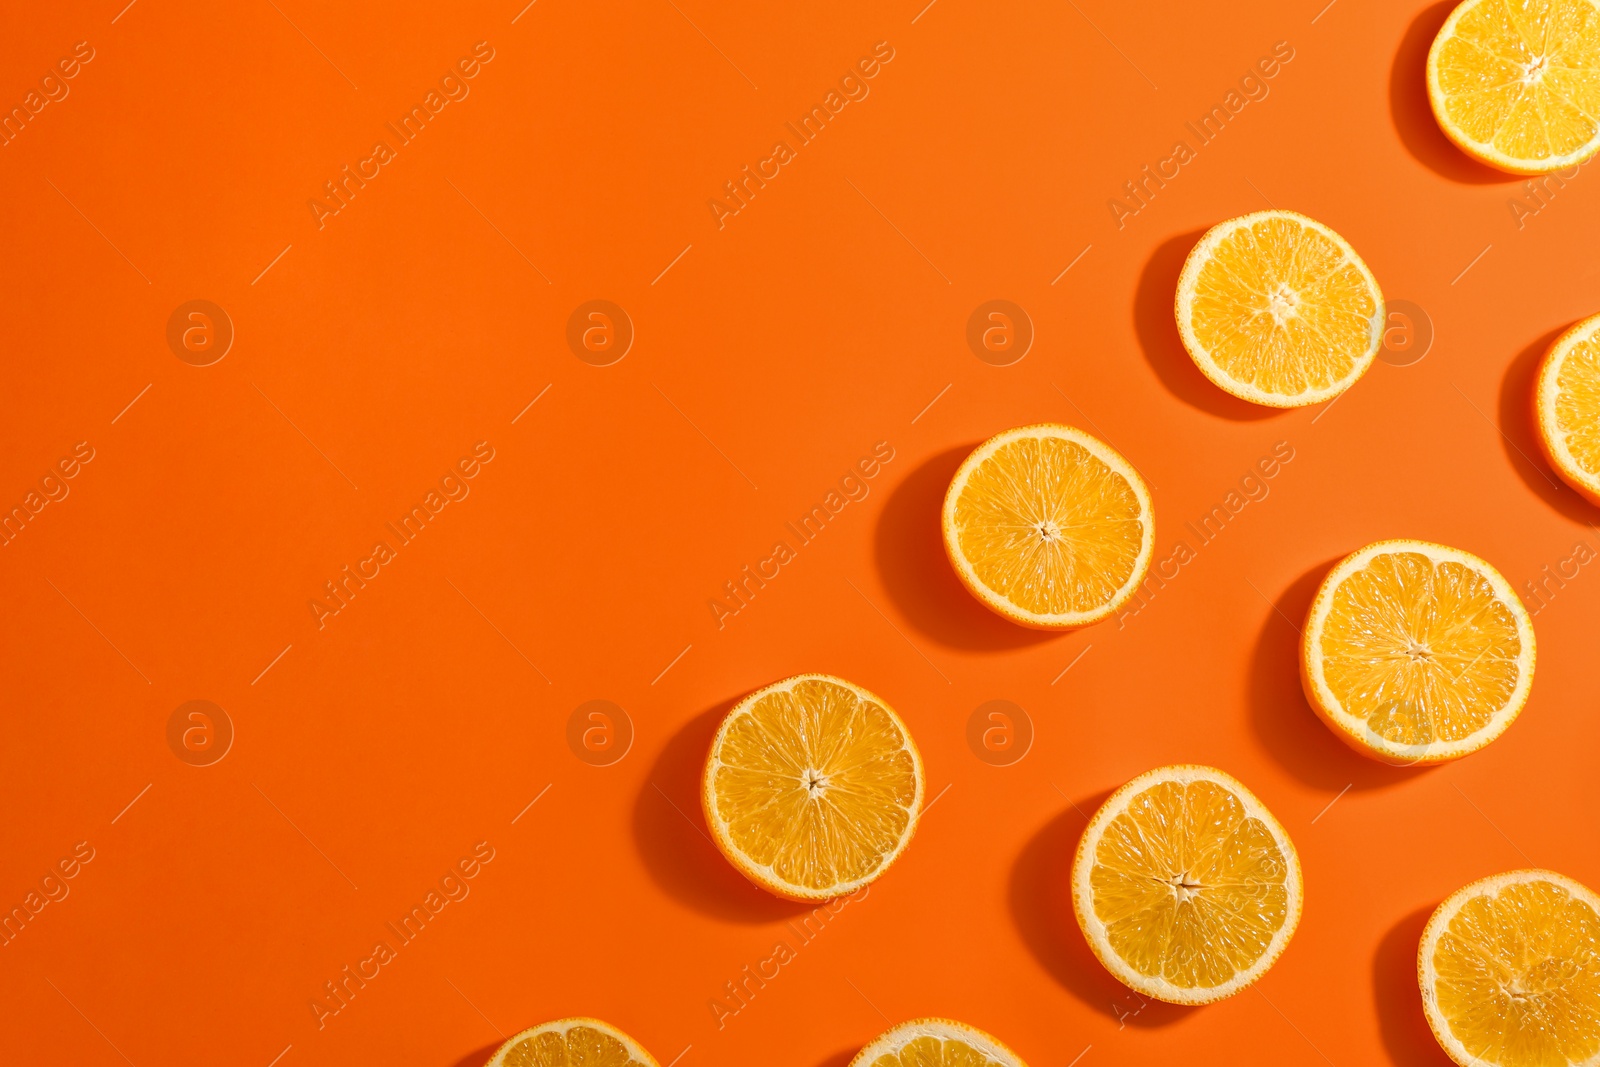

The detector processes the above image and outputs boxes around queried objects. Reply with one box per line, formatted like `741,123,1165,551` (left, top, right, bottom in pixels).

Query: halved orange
942,423,1153,629
702,674,924,901
1175,210,1384,407
1428,0,1600,175
1536,314,1600,505
1421,869,1600,1067
484,1018,660,1067
1301,540,1535,764
850,1018,1029,1067
1072,765,1302,1004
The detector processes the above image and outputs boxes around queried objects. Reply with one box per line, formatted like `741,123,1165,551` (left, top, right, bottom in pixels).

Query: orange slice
1301,540,1535,764
1420,870,1600,1067
484,1018,660,1067
1072,765,1302,1004
941,423,1153,629
1175,210,1384,407
850,1018,1029,1067
1536,314,1600,505
1428,0,1600,175
702,674,924,901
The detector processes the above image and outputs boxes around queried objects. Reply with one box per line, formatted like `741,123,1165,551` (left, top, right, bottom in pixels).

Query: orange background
3,1,1598,1065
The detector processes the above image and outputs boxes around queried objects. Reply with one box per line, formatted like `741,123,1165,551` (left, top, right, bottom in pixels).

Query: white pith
701,673,925,901
847,1018,1027,1067
485,1018,661,1067
1426,0,1600,175
1071,764,1303,1005
1175,209,1385,408
1419,869,1600,1067
1302,539,1536,763
1538,315,1600,499
942,423,1155,628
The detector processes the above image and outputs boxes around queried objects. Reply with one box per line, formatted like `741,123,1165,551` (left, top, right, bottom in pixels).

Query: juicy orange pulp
707,676,920,896
1552,330,1600,479
1184,213,1380,403
949,432,1145,618
1429,876,1600,1066
1088,777,1293,992
1431,0,1600,171
495,1023,654,1067
1318,551,1524,748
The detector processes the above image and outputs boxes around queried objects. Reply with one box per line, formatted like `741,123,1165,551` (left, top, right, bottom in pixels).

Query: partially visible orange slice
1428,0,1600,175
1175,210,1384,407
1301,540,1535,764
942,423,1153,629
702,674,924,901
850,1018,1029,1067
485,1018,660,1067
1072,765,1302,1004
1420,869,1600,1067
1536,314,1600,505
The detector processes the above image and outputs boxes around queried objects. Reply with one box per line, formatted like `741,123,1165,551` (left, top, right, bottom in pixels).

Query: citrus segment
1301,540,1535,764
1428,0,1600,174
1071,765,1302,1004
849,1018,1029,1067
1536,314,1600,505
702,674,924,901
941,423,1153,629
1175,210,1384,407
485,1018,660,1067
1421,870,1600,1067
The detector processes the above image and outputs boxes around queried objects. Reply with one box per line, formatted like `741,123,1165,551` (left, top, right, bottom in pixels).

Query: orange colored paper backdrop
2,1,1597,1065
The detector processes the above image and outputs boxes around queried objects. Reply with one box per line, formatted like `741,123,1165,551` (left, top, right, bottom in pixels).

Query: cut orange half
1536,314,1600,505
942,423,1153,629
1421,870,1600,1067
1428,0,1600,175
849,1018,1029,1067
485,1018,660,1067
702,674,924,901
1175,210,1384,407
1072,765,1302,1005
1301,540,1535,764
